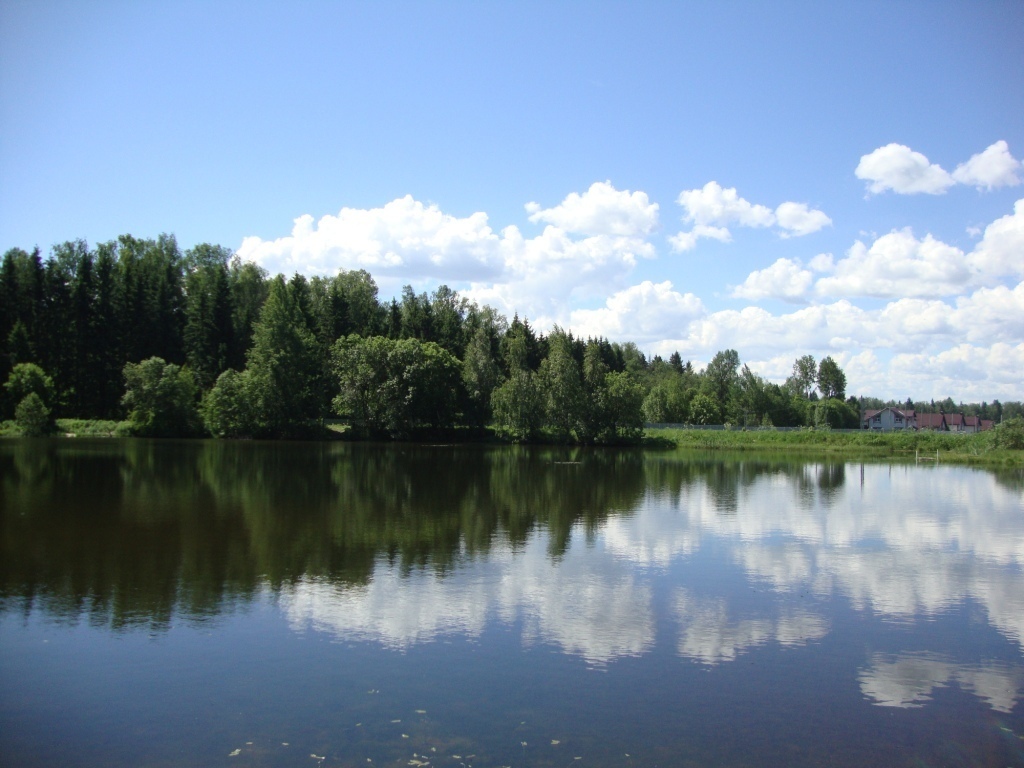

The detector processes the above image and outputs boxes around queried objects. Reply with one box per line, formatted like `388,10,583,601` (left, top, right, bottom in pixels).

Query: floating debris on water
551,740,560,745
415,709,427,714
229,748,241,757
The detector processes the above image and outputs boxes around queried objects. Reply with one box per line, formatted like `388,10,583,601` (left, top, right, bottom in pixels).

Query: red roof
917,413,947,430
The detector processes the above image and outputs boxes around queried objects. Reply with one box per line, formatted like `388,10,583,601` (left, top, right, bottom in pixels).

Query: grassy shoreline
644,426,1024,467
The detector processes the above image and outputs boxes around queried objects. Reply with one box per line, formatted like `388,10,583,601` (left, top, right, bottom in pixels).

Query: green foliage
817,356,847,400
121,357,201,437
539,329,585,440
490,369,543,441
703,349,740,406
689,393,721,425
14,392,53,436
200,369,254,438
992,417,1024,450
603,371,645,441
332,335,461,436
461,324,500,427
5,362,55,414
245,277,320,436
3,230,1021,445
788,354,817,398
809,397,859,429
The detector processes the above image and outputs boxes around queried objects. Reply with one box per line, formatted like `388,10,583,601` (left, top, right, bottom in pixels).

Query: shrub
14,392,53,436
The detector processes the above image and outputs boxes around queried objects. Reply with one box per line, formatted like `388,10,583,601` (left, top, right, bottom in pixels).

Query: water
1,440,1022,767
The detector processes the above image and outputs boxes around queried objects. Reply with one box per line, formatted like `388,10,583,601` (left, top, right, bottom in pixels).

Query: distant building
861,408,993,433
862,407,915,431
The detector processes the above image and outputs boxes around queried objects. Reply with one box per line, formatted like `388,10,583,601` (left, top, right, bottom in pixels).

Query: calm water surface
1,440,1022,767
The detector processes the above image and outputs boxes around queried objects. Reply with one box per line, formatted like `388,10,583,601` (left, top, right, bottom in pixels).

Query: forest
2,235,1020,441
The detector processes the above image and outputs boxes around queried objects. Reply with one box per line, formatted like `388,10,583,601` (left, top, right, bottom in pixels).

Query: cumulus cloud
968,198,1024,277
671,182,830,250
814,229,972,299
856,140,1021,194
604,274,1024,399
804,200,1023,300
525,181,659,236
236,189,657,327
667,224,731,252
568,281,705,341
855,143,955,195
774,201,832,237
678,181,776,228
731,258,814,303
236,195,505,280
952,140,1022,190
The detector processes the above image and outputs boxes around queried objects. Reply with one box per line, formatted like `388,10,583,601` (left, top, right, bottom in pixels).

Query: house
862,407,916,431
862,408,995,433
916,412,950,431
915,412,994,432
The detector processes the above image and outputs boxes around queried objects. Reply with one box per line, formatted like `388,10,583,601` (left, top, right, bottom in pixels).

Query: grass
644,425,1024,467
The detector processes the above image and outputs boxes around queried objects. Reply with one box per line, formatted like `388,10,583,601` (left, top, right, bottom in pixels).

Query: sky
2,0,1022,402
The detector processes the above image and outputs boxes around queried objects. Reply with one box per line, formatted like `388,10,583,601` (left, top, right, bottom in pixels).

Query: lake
1,440,1022,767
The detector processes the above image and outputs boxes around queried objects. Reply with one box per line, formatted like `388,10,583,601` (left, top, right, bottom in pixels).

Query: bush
122,357,202,437
993,417,1024,450
201,369,254,438
4,363,55,420
14,392,53,436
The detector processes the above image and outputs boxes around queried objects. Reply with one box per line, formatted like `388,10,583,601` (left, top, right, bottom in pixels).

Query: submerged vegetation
2,234,1021,452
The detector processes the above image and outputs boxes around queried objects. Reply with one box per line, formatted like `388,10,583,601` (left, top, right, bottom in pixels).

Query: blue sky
2,1,1022,401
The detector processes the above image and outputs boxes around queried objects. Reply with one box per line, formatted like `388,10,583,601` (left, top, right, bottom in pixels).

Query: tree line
2,235,1016,440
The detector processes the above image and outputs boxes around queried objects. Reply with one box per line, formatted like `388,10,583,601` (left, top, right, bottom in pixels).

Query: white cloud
774,201,832,237
677,181,776,228
952,140,1022,190
668,224,732,252
731,258,814,303
814,229,973,299
568,280,705,341
671,182,830,249
968,198,1024,277
525,181,659,237
236,195,505,280
236,190,657,327
464,225,655,328
855,143,955,195
856,140,1022,195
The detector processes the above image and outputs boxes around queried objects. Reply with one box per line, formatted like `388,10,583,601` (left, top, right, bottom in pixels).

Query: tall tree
788,354,817,399
461,324,500,428
245,276,319,436
817,356,847,400
703,348,741,417
539,328,585,441
183,245,235,390
227,256,269,370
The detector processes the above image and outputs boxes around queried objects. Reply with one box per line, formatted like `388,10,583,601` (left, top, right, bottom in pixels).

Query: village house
862,407,915,431
862,408,994,432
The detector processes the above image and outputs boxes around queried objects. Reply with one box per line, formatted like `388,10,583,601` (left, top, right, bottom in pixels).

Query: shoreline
3,419,1022,469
